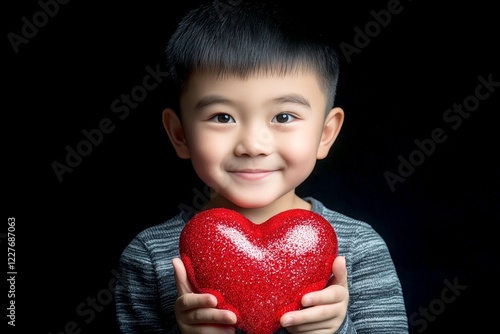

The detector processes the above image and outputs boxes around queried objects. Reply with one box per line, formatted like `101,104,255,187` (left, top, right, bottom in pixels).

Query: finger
184,325,236,334
301,285,337,307
176,292,218,311
280,305,334,330
172,257,194,295
330,256,348,288
185,307,237,325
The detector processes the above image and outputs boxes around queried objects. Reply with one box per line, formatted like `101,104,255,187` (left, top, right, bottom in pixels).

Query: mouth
230,169,275,181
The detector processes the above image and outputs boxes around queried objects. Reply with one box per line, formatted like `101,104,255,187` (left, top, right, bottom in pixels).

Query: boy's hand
280,256,349,334
172,258,237,334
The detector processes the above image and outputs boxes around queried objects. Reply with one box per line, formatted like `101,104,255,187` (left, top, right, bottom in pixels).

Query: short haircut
166,1,340,112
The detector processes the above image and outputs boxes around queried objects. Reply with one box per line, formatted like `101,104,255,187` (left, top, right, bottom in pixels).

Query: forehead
180,69,327,108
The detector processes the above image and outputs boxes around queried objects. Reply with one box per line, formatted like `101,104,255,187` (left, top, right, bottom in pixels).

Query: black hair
165,0,340,112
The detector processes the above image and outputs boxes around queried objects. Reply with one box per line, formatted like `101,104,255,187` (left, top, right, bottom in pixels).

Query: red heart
179,208,338,334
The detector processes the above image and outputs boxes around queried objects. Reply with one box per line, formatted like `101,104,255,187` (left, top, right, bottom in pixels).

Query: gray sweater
114,197,409,333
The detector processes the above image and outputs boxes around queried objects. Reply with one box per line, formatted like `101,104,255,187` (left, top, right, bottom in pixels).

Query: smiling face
163,69,344,219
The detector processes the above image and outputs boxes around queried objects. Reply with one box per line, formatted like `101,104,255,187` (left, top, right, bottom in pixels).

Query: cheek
279,136,318,167
187,131,231,171
279,122,322,162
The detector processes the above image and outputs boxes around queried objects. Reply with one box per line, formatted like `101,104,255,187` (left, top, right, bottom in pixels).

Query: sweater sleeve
114,235,180,334
338,224,409,333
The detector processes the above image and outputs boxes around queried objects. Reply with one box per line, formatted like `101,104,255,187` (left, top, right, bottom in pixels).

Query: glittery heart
179,208,338,334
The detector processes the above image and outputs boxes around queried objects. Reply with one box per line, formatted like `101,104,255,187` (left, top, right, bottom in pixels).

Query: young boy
114,1,409,333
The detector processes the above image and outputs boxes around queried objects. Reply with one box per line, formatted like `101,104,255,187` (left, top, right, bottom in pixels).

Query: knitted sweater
114,197,409,333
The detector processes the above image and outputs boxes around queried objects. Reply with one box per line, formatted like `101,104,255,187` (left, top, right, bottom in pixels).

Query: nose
234,125,273,157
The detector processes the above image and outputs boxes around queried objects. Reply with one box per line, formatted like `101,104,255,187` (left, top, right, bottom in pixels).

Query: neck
202,192,311,224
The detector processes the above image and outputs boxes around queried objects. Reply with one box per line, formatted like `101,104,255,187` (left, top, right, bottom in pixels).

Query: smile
230,170,275,181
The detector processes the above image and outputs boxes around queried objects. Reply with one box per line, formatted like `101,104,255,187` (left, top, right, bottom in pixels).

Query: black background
4,0,499,333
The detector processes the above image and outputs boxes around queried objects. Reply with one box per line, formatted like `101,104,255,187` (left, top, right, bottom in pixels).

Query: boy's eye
272,113,296,123
210,114,235,123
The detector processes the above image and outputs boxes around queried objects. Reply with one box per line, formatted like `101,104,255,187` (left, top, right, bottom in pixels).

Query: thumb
172,257,194,296
330,256,348,289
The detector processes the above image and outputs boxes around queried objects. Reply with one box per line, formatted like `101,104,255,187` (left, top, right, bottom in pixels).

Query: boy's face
166,70,343,210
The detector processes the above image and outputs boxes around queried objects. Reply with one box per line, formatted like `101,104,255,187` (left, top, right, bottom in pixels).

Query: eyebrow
271,94,311,109
195,93,311,110
195,95,232,110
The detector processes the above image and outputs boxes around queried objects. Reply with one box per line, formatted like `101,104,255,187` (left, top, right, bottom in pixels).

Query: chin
231,196,281,210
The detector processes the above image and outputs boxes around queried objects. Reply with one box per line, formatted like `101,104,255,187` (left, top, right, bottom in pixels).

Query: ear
317,107,344,159
162,108,190,159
